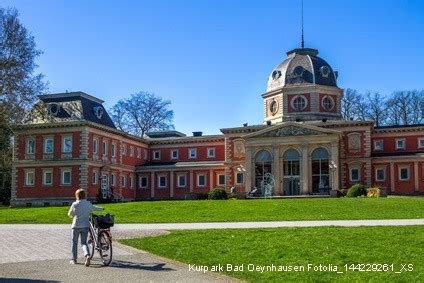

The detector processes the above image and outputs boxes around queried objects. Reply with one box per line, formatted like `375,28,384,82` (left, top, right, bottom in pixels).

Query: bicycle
87,213,114,266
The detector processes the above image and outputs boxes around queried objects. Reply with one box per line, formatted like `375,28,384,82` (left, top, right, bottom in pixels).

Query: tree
110,92,174,137
365,91,387,127
0,7,46,203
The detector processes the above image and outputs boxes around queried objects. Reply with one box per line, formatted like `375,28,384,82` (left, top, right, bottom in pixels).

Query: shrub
367,187,381,198
337,189,347,197
346,184,367,197
208,188,228,200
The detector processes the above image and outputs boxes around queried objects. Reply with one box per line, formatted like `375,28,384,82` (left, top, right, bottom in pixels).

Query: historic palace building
10,47,424,206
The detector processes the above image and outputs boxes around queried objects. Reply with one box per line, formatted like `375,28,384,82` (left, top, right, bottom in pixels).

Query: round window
272,70,281,80
269,100,278,115
48,103,59,116
320,66,330,78
291,95,307,111
322,96,334,111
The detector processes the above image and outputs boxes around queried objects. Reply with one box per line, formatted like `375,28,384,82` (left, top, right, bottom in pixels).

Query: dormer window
93,106,104,119
48,103,60,116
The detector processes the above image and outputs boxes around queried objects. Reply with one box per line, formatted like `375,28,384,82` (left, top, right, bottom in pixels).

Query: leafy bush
194,193,209,200
346,184,367,197
208,188,228,200
367,187,381,198
337,189,347,197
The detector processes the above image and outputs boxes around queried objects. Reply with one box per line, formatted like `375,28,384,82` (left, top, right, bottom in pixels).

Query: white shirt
68,199,103,228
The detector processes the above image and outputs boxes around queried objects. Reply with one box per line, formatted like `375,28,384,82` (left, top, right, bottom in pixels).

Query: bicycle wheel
98,230,113,266
87,228,95,259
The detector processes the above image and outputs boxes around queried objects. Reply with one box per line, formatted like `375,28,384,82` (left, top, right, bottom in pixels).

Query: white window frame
92,170,98,185
61,168,72,185
207,147,216,158
111,174,116,186
121,175,126,188
396,138,405,150
374,140,383,151
350,167,360,182
130,146,134,157
236,172,244,185
93,138,98,154
121,144,127,156
25,169,35,186
158,175,167,188
153,150,161,160
26,138,35,155
130,175,134,188
418,138,424,149
62,136,72,153
217,174,225,186
171,149,179,160
137,148,141,159
44,137,54,154
399,166,409,181
111,143,116,158
375,168,385,181
177,174,186,188
139,176,148,188
188,148,197,159
197,174,206,187
42,169,53,186
102,140,108,156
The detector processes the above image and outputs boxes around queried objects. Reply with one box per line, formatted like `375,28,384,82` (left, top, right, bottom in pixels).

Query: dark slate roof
266,48,338,92
146,131,186,138
375,124,424,130
38,92,116,129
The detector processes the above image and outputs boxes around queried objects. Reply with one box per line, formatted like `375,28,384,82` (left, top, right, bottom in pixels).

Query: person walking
68,189,104,266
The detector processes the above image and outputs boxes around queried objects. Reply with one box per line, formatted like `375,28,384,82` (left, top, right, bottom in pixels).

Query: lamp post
329,160,337,193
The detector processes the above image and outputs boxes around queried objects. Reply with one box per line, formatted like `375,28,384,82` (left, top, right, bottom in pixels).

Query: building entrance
283,149,301,195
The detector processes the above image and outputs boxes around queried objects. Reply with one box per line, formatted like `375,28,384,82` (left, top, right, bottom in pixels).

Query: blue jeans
71,227,89,260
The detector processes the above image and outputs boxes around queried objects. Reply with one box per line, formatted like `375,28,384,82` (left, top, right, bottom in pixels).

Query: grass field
0,197,423,224
121,226,424,282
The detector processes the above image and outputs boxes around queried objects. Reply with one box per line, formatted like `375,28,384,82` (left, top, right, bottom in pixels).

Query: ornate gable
262,125,322,137
243,122,340,139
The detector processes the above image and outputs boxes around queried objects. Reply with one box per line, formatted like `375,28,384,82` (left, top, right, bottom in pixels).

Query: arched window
254,150,273,193
312,147,330,194
283,149,301,196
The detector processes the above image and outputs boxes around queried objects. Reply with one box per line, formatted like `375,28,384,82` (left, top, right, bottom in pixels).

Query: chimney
193,131,203,137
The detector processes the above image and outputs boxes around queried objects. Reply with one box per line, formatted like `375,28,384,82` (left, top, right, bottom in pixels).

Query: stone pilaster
414,162,419,192
272,146,280,195
330,142,340,191
150,172,155,199
80,128,89,159
390,162,395,192
189,170,194,193
301,145,309,194
79,164,88,191
244,147,252,193
170,171,174,198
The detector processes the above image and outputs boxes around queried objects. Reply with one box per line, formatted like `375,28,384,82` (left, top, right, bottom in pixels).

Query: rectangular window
399,167,409,181
218,174,225,186
197,174,206,187
158,175,167,188
189,148,197,159
61,169,71,185
396,139,405,150
376,168,385,181
121,176,126,188
418,138,424,148
130,146,134,157
153,150,161,160
130,176,134,188
374,140,383,151
236,173,244,185
102,141,107,156
171,149,179,160
92,171,98,185
350,168,360,182
93,138,98,154
44,137,53,154
177,174,186,187
111,143,116,157
137,148,141,159
43,169,53,186
121,144,126,156
111,174,116,186
139,176,148,188
62,136,72,153
207,148,216,158
26,139,35,154
25,170,35,186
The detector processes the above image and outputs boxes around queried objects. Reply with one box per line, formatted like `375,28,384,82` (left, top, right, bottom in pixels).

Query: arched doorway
254,150,273,194
312,147,330,194
283,149,301,195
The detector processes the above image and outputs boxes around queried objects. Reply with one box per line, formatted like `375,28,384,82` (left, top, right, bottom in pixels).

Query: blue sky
2,0,424,134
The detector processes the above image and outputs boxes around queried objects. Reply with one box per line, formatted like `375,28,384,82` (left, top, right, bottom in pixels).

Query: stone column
244,147,252,193
209,170,214,190
150,172,155,199
189,170,194,193
170,171,174,198
272,146,280,195
414,162,419,192
390,162,395,193
330,142,340,191
301,145,309,194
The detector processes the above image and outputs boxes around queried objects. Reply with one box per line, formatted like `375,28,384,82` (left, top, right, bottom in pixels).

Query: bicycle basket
93,214,114,229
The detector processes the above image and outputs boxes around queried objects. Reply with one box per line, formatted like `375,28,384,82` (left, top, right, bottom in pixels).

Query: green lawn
121,226,424,282
0,197,423,224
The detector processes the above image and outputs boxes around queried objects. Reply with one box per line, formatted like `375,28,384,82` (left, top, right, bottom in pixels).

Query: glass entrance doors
283,149,301,195
311,147,330,194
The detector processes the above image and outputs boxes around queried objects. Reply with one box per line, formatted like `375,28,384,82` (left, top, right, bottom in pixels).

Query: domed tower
263,48,343,124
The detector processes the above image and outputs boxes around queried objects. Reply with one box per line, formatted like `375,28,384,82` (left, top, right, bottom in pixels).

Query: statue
260,173,275,198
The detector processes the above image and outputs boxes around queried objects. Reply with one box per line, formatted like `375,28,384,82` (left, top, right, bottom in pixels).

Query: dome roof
266,48,338,92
